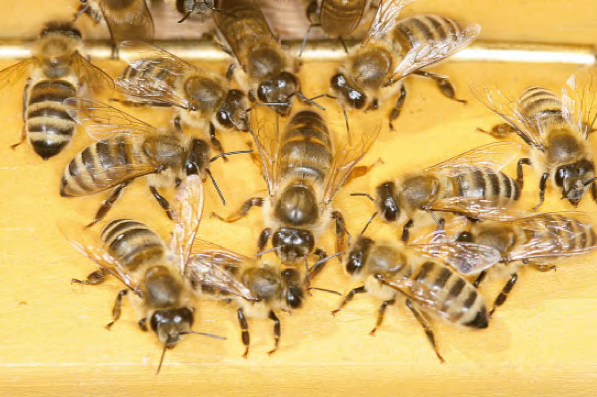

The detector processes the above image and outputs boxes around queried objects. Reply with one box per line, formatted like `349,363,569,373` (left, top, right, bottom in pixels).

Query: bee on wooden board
353,142,523,243
329,0,480,129
475,77,597,210
213,108,379,267
213,0,303,116
73,0,154,51
116,41,250,156
63,175,225,373
61,99,250,226
431,211,597,317
333,235,489,363
0,22,113,159
186,240,340,357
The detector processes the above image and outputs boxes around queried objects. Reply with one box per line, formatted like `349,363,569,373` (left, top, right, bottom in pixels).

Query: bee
213,109,379,266
186,240,339,357
330,0,480,129
355,142,523,242
63,175,225,373
333,235,489,362
117,41,250,155
437,211,597,316
475,79,597,209
0,22,113,159
61,99,245,226
213,0,301,116
301,0,372,54
73,0,154,50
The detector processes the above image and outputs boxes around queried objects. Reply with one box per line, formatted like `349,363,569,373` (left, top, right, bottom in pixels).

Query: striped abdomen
320,0,368,37
449,167,521,202
410,261,488,328
529,213,597,256
60,135,148,197
26,80,77,159
392,14,466,58
519,86,566,129
280,110,333,183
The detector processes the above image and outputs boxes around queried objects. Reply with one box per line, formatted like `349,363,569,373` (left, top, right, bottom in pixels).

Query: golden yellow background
1,0,597,396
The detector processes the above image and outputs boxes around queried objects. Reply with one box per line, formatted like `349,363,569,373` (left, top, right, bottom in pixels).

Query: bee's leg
138,318,148,332
472,271,487,288
106,289,128,330
332,211,348,262
149,186,173,220
532,173,549,211
476,123,518,140
237,308,250,358
226,64,236,81
369,298,396,336
71,268,107,286
89,182,130,227
405,299,445,363
516,158,532,188
489,273,519,317
331,285,366,316
529,263,556,272
299,23,320,58
266,310,281,356
209,123,227,161
345,158,384,185
389,85,407,131
412,70,466,104
258,228,272,252
338,36,349,54
401,219,414,242
211,197,264,223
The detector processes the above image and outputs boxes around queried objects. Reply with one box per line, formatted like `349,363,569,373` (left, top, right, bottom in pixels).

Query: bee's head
257,72,299,116
272,228,314,265
375,181,401,222
216,89,249,131
150,307,194,347
330,73,366,110
555,159,595,206
344,236,374,277
281,268,305,309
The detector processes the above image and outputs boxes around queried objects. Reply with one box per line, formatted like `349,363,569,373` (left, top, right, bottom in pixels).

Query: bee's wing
0,59,33,90
378,275,447,317
411,242,501,275
187,241,259,301
100,1,154,43
117,41,198,110
72,53,115,94
391,23,480,80
170,175,205,274
364,0,417,45
471,85,545,149
59,219,141,293
428,196,524,220
64,97,158,140
323,124,380,204
425,141,522,174
250,118,281,197
561,74,597,139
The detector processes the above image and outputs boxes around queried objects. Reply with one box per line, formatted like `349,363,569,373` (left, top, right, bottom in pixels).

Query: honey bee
74,0,154,49
117,41,250,155
213,0,301,116
437,211,597,316
330,0,480,129
334,235,489,362
61,99,245,226
63,175,225,373
475,78,597,209
354,142,523,242
186,240,339,357
213,109,379,266
0,22,113,159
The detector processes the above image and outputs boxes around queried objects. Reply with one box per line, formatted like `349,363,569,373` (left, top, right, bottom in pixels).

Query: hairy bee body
307,0,370,38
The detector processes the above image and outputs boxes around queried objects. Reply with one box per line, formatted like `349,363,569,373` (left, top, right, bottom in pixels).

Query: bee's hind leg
88,181,130,227
489,273,519,317
413,70,466,104
106,289,128,330
406,299,445,363
369,298,396,336
237,308,250,358
211,197,264,223
267,311,281,356
72,268,107,286
149,186,173,220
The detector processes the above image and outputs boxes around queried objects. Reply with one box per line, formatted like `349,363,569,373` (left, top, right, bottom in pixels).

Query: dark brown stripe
415,261,435,284
28,107,70,120
28,122,74,136
433,267,452,290
447,278,466,302
487,170,500,196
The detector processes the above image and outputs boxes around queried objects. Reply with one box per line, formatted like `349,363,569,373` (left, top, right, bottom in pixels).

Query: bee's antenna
255,245,282,257
210,149,253,163
205,1,237,18
307,287,342,296
205,168,226,206
179,330,227,340
178,11,193,23
309,252,343,270
294,91,326,110
360,212,378,235
351,192,375,202
584,177,597,186
299,24,320,58
156,336,171,375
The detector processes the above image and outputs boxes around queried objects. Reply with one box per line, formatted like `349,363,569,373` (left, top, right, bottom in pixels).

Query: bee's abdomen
412,261,488,328
280,110,333,182
60,136,144,197
26,80,77,159
321,0,366,37
120,64,177,97
519,86,565,126
454,167,520,201
101,219,166,272
392,15,465,55
542,213,597,254
215,0,271,43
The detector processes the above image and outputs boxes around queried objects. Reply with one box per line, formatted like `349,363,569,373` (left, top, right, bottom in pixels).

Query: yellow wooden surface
1,0,597,396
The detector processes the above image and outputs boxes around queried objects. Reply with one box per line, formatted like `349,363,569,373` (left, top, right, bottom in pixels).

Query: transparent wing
72,53,115,94
0,59,33,90
378,275,445,315
59,219,141,293
562,74,597,138
391,23,480,79
250,117,281,197
323,124,380,204
117,41,200,109
428,196,524,220
170,175,205,274
425,141,522,175
471,85,545,149
411,242,501,275
64,97,158,140
364,0,417,44
100,1,154,43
